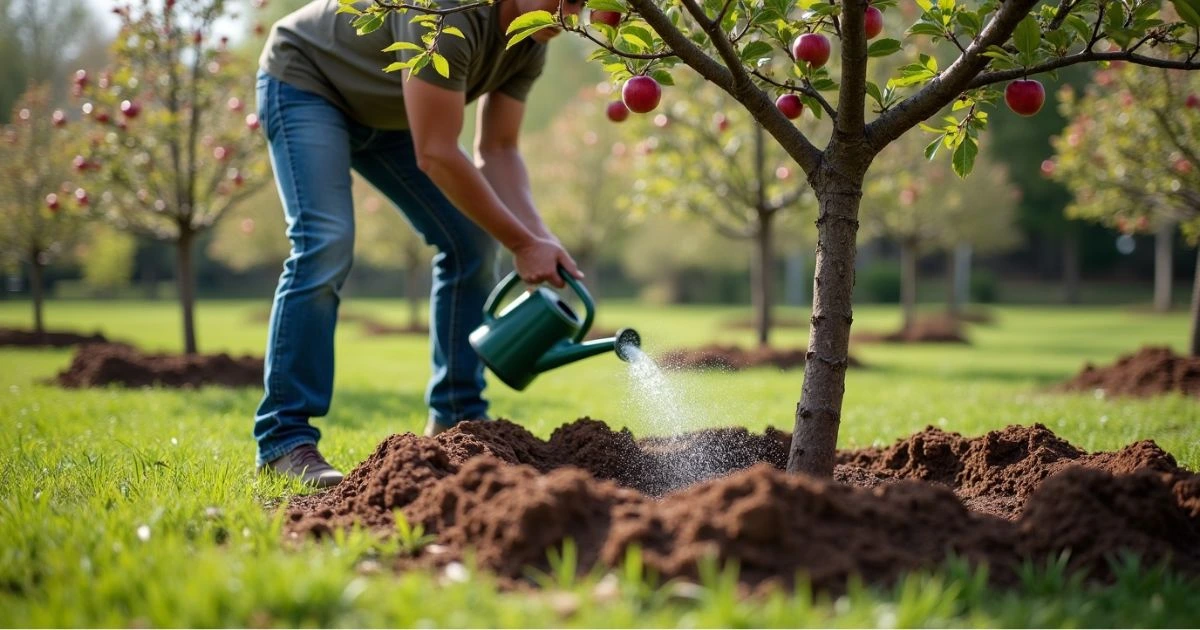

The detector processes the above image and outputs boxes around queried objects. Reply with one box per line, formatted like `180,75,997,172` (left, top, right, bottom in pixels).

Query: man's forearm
476,146,551,239
419,147,535,252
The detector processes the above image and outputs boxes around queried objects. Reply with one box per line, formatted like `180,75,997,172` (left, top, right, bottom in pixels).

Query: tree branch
967,50,1200,89
750,69,837,119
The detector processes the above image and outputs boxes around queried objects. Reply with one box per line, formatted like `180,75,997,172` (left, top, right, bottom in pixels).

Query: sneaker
259,444,344,488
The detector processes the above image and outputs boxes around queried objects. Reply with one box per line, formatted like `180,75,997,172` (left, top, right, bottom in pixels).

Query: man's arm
475,91,552,241
402,76,579,286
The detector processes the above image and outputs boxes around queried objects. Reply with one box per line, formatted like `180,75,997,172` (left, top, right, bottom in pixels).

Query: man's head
514,0,583,42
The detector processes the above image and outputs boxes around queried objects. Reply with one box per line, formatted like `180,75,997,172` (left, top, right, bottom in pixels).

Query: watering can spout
534,328,642,373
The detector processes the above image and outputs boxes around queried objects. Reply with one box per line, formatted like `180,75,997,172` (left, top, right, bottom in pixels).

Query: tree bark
1063,226,1081,305
29,250,45,337
176,230,198,355
751,211,775,347
1154,222,1175,313
900,237,918,332
788,160,866,478
1189,245,1199,357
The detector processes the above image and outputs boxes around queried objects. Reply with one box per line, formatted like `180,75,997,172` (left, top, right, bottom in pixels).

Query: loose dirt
656,345,860,371
284,420,1199,592
53,343,263,388
855,315,970,344
1057,346,1200,398
0,327,110,348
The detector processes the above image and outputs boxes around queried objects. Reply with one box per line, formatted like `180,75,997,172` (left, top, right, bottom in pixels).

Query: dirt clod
53,343,263,388
0,327,109,348
855,315,970,344
1057,346,1200,398
285,420,1200,591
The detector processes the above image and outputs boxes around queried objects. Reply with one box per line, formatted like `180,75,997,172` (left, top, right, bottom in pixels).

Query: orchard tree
620,74,814,345
0,86,84,334
862,129,1019,330
353,0,1200,476
1049,65,1200,355
70,0,269,355
0,0,104,122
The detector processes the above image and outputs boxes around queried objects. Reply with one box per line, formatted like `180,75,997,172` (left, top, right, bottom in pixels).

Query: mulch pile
53,343,263,388
284,420,1199,592
0,327,109,348
656,345,847,371
855,315,970,344
1056,346,1200,398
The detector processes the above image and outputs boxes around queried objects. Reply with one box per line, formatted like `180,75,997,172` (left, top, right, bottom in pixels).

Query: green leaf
740,40,774,62
335,3,362,16
586,0,627,11
1012,15,1041,56
506,10,555,34
867,38,901,57
382,41,424,53
908,21,945,37
1064,14,1091,41
431,52,450,78
865,81,884,105
915,0,933,12
442,26,465,38
620,24,654,50
924,135,942,160
952,135,978,178
955,10,981,34
810,77,838,91
382,60,413,73
353,12,385,35
650,69,674,86
1172,0,1200,27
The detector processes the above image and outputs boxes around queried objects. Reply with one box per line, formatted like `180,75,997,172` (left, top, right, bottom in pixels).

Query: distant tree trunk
1154,222,1175,313
176,230,198,355
900,237,918,332
405,263,423,330
29,249,45,336
751,211,775,347
1190,246,1199,357
945,249,959,318
1063,227,1081,305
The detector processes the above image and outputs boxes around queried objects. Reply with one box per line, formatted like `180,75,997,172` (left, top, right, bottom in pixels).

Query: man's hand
512,236,582,288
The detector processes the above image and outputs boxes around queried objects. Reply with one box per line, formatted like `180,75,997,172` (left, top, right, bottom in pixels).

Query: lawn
1,298,1198,627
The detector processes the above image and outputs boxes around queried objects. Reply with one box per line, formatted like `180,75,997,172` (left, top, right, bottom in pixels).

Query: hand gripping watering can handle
559,265,595,344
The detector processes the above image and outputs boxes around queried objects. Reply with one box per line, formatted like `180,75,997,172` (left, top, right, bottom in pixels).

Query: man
254,0,583,487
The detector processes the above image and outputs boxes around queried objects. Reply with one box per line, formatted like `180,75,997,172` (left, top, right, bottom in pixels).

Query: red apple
120,100,140,118
622,76,661,114
45,193,59,211
1187,94,1200,110
254,22,265,36
1004,79,1045,116
591,10,621,27
864,6,884,40
52,110,67,127
74,188,89,206
245,113,261,131
95,111,111,124
73,155,90,172
714,113,729,132
605,100,629,122
228,97,244,112
775,166,791,180
73,69,88,87
213,146,229,161
775,93,803,119
792,33,831,69
1040,159,1056,178
1174,158,1193,174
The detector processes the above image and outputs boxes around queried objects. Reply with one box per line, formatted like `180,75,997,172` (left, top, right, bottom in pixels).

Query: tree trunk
406,263,423,330
1154,222,1175,313
900,237,918,332
945,249,959,318
29,251,45,337
788,164,865,478
751,211,775,347
1063,226,1081,305
176,231,198,355
1189,245,1199,357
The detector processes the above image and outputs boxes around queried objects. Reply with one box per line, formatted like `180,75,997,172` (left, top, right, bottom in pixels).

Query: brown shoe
259,444,344,488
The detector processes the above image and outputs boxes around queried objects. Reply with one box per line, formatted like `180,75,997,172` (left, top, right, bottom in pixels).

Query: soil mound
53,343,263,388
284,420,1199,591
0,327,109,348
657,345,861,371
855,315,969,344
1057,346,1200,398
359,318,429,336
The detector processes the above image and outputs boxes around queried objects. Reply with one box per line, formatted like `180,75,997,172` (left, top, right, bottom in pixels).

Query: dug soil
0,327,109,348
359,318,429,336
1057,346,1200,399
54,343,263,388
854,315,970,344
655,345,860,372
285,420,1199,592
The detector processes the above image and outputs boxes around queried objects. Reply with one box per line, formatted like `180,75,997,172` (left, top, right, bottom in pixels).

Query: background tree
621,74,814,345
0,86,84,334
1050,65,1200,355
70,0,269,355
863,129,1019,330
0,0,104,122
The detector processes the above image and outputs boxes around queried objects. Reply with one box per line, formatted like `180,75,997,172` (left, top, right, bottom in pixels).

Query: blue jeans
253,71,496,465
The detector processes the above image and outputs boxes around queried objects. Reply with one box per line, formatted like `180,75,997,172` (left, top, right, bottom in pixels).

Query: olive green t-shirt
259,0,546,130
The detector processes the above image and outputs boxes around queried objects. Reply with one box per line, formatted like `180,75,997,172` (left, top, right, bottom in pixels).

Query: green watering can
469,266,641,391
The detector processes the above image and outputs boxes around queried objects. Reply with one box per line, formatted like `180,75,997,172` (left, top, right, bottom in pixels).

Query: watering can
469,266,641,391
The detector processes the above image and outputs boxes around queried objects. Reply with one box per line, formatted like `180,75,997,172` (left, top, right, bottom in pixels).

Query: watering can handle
481,266,594,344
483,271,523,320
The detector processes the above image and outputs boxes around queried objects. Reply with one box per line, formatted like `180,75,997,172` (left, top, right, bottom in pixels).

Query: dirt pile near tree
855,315,970,344
53,343,263,388
0,327,110,348
1056,346,1200,398
284,420,1200,591
358,318,429,336
656,345,862,371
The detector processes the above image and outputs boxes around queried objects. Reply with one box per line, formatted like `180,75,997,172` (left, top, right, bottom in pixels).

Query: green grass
1,298,1198,627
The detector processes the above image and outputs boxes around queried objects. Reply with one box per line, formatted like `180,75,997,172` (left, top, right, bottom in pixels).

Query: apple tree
1049,64,1200,355
0,85,84,334
862,127,1019,330
69,0,269,355
617,73,814,345
355,0,1200,476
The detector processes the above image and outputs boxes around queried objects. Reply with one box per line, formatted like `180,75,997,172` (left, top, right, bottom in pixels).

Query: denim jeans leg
253,72,358,465
351,131,497,425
